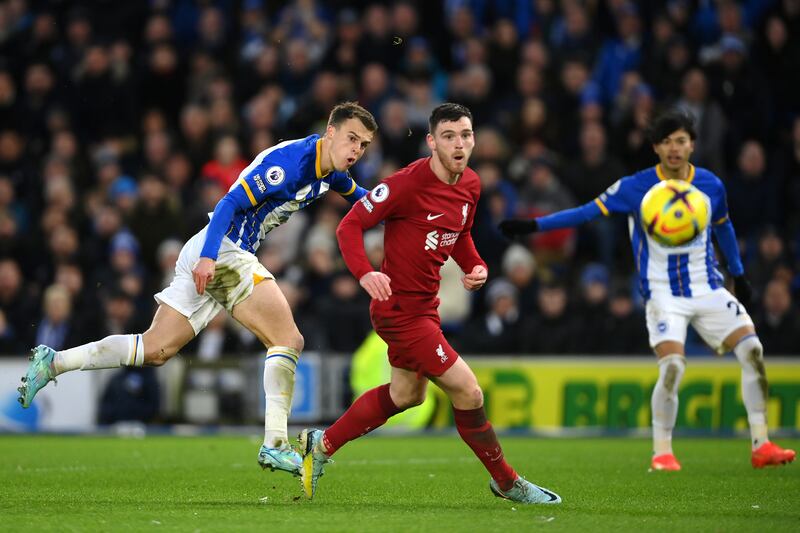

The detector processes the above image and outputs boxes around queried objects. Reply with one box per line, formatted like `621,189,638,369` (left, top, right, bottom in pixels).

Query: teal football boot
490,476,562,504
257,444,302,476
18,345,57,408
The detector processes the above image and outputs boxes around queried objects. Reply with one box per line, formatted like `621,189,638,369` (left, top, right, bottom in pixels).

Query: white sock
734,334,769,449
651,354,686,456
54,334,144,375
262,346,299,448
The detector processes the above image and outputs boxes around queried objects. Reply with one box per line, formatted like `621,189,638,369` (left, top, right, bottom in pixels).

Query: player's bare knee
142,334,179,366
406,388,427,408
272,329,304,353
291,330,304,353
392,387,425,409
458,385,483,409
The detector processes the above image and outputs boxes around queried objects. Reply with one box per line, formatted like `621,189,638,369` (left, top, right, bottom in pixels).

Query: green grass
1,435,798,531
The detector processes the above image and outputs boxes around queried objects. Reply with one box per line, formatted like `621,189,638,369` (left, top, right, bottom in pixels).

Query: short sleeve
329,171,359,197
232,163,284,206
594,177,638,215
351,175,407,227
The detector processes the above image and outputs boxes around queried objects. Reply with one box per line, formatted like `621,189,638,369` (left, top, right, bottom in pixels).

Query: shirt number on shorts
727,300,742,316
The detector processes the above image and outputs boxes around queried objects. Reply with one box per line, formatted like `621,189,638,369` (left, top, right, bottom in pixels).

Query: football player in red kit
298,103,561,504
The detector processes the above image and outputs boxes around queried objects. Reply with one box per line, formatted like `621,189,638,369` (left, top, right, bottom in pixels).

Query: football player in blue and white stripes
500,111,795,471
19,102,378,476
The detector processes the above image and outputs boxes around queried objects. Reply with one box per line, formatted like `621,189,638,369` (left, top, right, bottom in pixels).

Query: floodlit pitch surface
1,435,798,531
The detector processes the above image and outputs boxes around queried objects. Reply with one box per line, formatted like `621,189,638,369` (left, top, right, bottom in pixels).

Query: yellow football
640,179,710,247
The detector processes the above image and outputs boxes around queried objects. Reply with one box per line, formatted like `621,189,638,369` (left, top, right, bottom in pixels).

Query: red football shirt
337,157,486,300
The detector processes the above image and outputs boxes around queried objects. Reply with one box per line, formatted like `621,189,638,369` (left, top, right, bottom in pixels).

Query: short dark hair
328,101,378,132
428,103,473,134
647,110,697,144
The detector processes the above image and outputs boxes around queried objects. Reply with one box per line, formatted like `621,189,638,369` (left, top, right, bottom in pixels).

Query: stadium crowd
1,0,799,358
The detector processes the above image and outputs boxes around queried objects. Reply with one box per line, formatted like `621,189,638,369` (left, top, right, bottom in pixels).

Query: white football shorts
645,288,754,354
154,226,273,334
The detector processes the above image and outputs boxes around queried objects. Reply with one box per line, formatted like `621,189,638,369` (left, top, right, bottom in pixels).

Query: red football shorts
370,296,459,379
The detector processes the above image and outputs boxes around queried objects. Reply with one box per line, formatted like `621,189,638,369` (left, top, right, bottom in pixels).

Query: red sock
453,406,517,491
322,384,403,456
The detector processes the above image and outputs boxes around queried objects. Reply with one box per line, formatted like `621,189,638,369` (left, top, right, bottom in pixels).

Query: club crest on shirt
371,183,389,203
266,166,285,186
461,203,469,226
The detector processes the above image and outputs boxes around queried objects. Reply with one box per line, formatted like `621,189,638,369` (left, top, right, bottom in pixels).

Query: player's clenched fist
192,257,216,295
462,265,487,291
359,271,392,301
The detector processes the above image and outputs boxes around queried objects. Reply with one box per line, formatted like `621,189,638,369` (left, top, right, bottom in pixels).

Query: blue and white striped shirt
200,135,367,259
537,164,744,300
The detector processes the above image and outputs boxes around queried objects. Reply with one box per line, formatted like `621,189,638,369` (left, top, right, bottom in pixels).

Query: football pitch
1,435,798,532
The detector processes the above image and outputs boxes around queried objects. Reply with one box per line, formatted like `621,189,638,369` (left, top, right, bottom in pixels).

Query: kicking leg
436,358,560,504
18,304,194,408
725,326,796,467
650,341,686,471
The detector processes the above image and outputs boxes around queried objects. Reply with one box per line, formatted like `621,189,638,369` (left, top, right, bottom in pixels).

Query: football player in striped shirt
19,102,378,476
500,111,795,471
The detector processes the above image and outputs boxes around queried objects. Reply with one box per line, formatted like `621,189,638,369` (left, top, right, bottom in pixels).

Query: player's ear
425,133,435,151
325,123,337,138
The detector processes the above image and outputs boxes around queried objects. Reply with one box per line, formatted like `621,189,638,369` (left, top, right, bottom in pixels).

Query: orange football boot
651,453,681,471
751,442,796,468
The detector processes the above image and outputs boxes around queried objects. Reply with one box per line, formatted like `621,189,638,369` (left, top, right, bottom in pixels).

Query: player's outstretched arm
499,200,603,238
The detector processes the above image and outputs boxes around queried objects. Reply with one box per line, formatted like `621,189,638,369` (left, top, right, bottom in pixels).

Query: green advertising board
427,357,800,431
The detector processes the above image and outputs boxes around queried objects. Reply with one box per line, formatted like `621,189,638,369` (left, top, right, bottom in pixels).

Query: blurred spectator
140,42,185,126
572,263,611,353
379,99,424,167
34,284,82,351
549,2,597,66
600,282,649,354
155,238,183,291
675,68,727,174
592,3,643,105
726,140,780,240
129,174,184,277
201,135,247,191
0,258,36,350
562,121,624,267
460,278,522,354
522,281,577,354
746,228,792,296
98,367,160,424
517,157,576,267
705,35,770,150
753,279,800,355
286,70,343,136
501,244,538,318
316,271,372,352
612,79,657,173
757,14,800,126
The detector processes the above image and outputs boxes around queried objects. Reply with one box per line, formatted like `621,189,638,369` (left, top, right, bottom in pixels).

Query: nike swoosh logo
427,213,444,220
659,222,692,234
